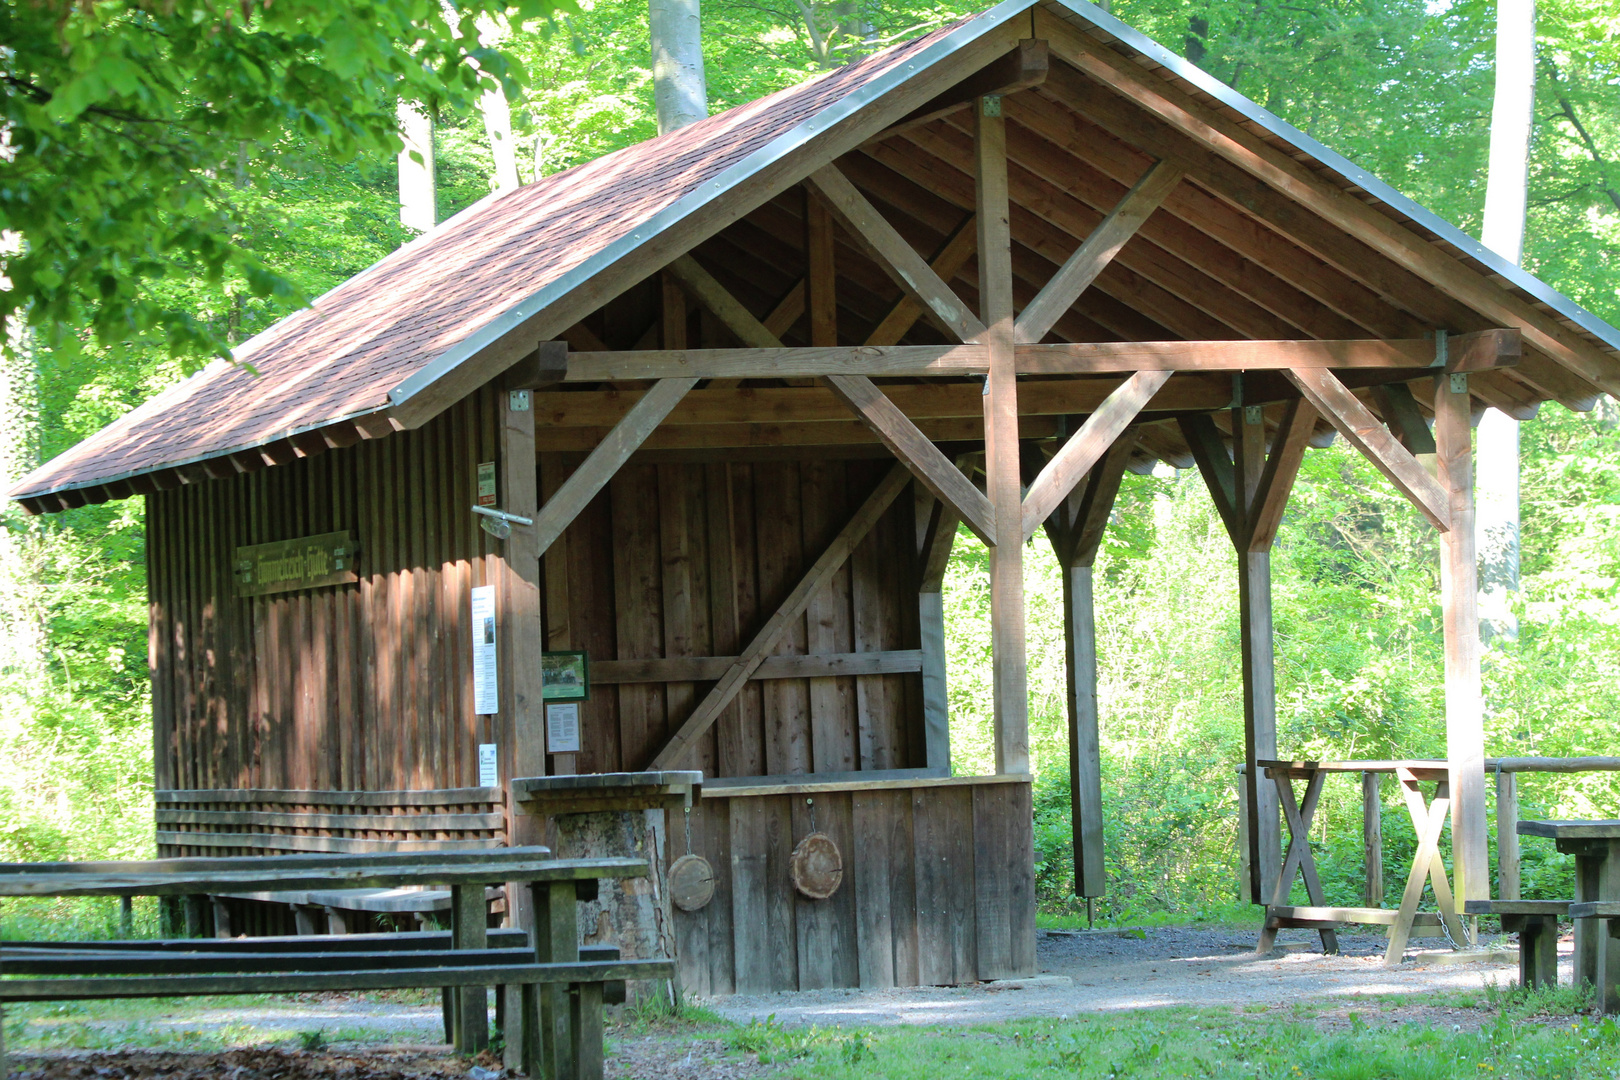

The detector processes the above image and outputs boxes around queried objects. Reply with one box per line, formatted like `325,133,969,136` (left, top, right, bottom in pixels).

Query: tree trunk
397,101,437,233
475,14,520,193
649,0,708,134
1477,0,1535,644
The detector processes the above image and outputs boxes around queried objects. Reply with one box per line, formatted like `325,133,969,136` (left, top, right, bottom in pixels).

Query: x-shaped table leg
1383,769,1468,965
1267,770,1339,954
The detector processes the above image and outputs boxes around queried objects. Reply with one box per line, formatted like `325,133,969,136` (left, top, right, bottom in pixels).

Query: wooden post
1436,373,1488,909
917,491,957,774
502,390,546,934
1497,769,1520,901
451,883,490,1053
1363,771,1384,906
974,94,1028,775
530,880,578,1080
1235,406,1281,903
1063,564,1105,897
540,454,577,778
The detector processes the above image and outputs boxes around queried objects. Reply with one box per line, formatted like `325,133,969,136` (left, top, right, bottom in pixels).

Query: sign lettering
234,532,358,597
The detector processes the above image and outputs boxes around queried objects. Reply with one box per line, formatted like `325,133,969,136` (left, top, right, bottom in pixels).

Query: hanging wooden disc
790,832,843,900
669,853,715,912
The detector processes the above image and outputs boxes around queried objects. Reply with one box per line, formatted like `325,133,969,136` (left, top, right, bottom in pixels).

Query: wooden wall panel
673,781,1030,994
147,391,503,794
543,456,926,779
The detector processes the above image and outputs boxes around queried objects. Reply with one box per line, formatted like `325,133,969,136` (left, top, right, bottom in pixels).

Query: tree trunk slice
790,832,843,900
669,854,715,912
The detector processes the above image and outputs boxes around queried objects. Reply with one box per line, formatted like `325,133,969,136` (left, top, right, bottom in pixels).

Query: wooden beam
564,337,1491,381
1014,160,1184,344
1178,414,1242,542
499,341,569,390
977,94,1029,777
1283,368,1451,532
1371,382,1437,458
661,273,688,349
1245,399,1318,553
1437,374,1487,905
882,38,1050,136
1034,10,1617,396
531,378,699,559
1022,370,1171,541
806,164,988,343
864,215,977,347
533,414,1063,453
806,190,838,347
592,650,923,684
917,489,960,775
1449,328,1521,373
666,254,781,349
1067,432,1137,568
823,374,996,545
647,464,912,769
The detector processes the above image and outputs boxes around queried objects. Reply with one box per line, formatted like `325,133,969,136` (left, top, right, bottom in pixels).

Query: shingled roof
14,0,1620,514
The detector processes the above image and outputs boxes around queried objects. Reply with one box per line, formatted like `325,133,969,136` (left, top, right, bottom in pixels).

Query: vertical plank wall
147,390,506,793
547,455,925,778
678,781,1037,994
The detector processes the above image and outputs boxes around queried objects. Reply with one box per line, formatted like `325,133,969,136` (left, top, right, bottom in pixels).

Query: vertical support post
183,895,204,938
974,94,1028,775
503,391,546,932
1235,406,1281,903
917,492,957,773
1497,769,1520,901
1436,373,1487,909
451,883,491,1053
1363,771,1384,906
1063,564,1105,897
570,982,605,1080
119,896,134,939
806,188,837,348
540,454,576,778
1237,777,1253,903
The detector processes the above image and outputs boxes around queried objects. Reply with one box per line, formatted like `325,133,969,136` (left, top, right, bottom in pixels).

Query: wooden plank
1363,772,1384,906
151,833,503,855
864,215,977,346
610,464,667,771
667,254,782,350
1032,11,1616,393
1014,159,1183,343
532,378,699,559
534,414,1065,454
700,771,1026,799
659,464,700,778
972,783,1014,979
976,94,1028,779
763,796,799,990
806,164,986,343
1437,375,1488,904
728,799,770,993
155,789,504,806
822,374,995,544
791,793,856,990
1178,414,1241,541
1497,770,1520,902
153,810,507,832
801,461,854,773
850,494,886,770
806,188,838,347
590,650,923,684
647,464,911,770
754,462,810,776
1007,780,1036,976
565,345,986,382
852,792,896,988
1285,368,1451,531
911,786,952,986
539,452,577,775
1063,564,1104,898
1067,433,1135,567
1021,371,1170,541
702,797,736,994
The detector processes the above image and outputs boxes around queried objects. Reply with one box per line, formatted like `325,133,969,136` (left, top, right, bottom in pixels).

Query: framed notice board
541,651,590,701
234,532,358,597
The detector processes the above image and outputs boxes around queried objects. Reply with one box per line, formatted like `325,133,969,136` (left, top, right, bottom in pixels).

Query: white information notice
478,743,498,787
471,585,498,715
546,702,581,754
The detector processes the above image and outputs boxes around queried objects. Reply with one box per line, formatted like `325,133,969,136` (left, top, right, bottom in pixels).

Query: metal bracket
1449,372,1468,395
980,95,1002,117
1244,405,1263,426
509,389,532,412
1432,329,1449,369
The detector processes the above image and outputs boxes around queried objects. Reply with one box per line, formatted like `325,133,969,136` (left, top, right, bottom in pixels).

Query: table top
1258,759,1449,778
0,851,649,898
1517,819,1620,840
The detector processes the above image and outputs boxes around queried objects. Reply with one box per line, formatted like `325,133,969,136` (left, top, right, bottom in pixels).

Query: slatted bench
0,849,649,1079
153,788,509,935
1464,900,1568,989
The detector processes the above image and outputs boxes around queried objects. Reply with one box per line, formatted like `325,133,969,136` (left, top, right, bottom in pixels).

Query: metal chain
683,805,692,856
807,797,817,834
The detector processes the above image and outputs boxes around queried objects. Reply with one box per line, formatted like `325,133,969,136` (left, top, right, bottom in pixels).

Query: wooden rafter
1014,159,1184,344
1021,370,1171,541
806,164,988,343
1244,398,1318,552
864,214,978,346
1284,368,1451,531
647,463,912,770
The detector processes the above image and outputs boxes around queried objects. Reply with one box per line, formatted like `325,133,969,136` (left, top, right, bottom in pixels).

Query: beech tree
649,0,709,132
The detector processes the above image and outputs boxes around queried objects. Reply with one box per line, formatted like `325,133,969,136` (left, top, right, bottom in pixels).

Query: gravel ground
702,925,1540,1028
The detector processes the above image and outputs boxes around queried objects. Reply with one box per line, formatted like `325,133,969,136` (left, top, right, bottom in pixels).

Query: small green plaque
541,651,590,701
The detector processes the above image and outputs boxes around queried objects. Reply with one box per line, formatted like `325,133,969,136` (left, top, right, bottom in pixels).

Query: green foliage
1,0,567,362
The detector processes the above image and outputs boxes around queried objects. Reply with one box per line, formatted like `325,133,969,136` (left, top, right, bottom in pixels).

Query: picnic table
0,848,668,1079
1255,760,1468,965
1515,819,1620,1012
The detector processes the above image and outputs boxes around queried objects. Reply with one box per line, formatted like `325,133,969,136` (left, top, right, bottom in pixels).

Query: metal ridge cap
385,0,1035,411
1041,0,1620,353
7,402,398,503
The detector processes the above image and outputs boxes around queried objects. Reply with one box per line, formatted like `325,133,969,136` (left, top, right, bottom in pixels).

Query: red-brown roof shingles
11,21,964,502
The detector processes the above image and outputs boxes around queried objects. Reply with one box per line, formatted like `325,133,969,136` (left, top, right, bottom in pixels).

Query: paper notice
472,585,498,715
546,702,581,754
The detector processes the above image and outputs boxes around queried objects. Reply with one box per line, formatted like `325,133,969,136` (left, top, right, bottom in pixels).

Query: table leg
183,895,204,938
1256,771,1316,955
1575,853,1601,990
532,880,578,1080
450,884,490,1054
1384,773,1452,966
1277,773,1338,953
1595,841,1620,1013
570,983,604,1080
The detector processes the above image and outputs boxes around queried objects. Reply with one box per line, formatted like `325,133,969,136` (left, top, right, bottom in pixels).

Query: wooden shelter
13,0,1620,993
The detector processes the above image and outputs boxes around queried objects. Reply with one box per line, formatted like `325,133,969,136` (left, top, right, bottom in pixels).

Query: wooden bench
1464,900,1568,988
154,788,510,935
0,849,649,1079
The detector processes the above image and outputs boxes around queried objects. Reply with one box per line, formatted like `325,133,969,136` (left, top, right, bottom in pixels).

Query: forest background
1,0,1617,922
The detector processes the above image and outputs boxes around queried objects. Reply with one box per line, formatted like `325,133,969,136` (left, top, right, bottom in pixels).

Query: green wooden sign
234,531,359,597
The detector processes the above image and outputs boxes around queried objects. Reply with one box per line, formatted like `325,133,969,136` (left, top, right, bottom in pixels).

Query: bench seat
1464,899,1570,988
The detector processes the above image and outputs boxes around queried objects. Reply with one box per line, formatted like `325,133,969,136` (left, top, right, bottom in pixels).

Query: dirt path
703,926,1537,1028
